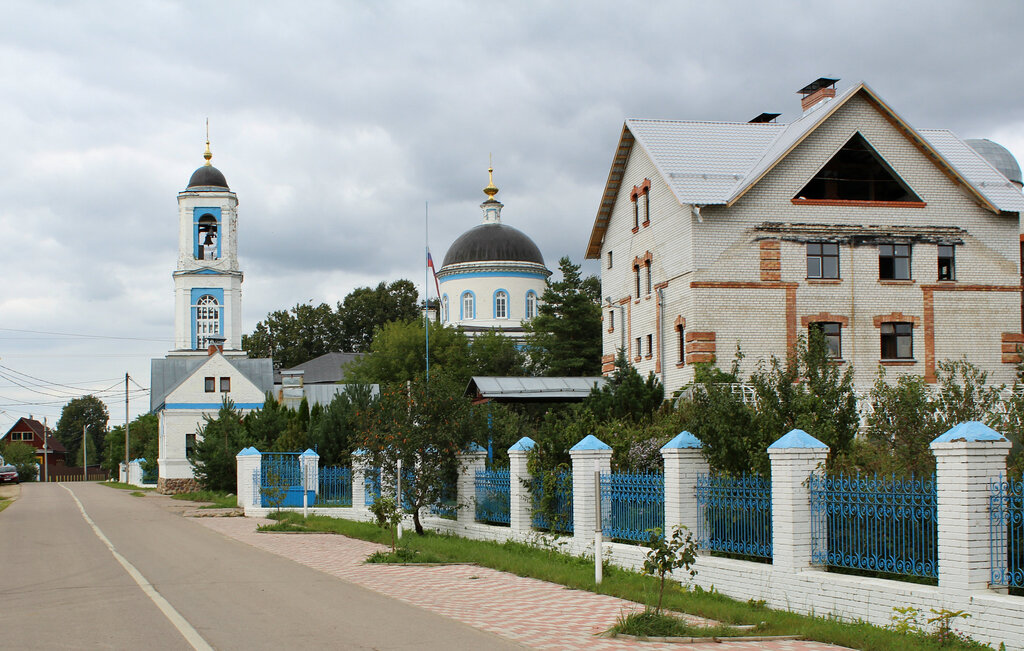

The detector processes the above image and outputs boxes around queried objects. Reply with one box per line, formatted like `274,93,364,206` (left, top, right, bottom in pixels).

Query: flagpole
425,201,430,382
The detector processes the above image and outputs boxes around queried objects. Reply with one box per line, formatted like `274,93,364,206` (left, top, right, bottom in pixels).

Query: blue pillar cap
236,446,261,456
931,421,1008,445
570,434,611,451
300,448,319,457
662,431,703,450
464,442,487,454
768,429,828,450
352,448,368,455
508,437,535,452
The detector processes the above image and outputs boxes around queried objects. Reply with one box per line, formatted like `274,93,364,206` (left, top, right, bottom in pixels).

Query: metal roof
586,81,1024,258
466,376,607,402
275,352,362,384
150,355,274,411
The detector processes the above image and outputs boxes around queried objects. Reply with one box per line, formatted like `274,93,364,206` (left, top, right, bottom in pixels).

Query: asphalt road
1,482,521,650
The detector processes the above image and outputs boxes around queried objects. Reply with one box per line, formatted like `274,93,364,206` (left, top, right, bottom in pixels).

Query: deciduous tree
55,395,109,466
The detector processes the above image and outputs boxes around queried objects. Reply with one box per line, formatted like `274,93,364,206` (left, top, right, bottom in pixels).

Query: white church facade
437,168,551,340
150,141,272,494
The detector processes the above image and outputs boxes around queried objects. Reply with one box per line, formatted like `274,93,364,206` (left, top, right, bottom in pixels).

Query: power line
0,327,171,343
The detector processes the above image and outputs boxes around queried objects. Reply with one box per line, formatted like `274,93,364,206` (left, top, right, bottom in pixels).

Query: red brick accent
654,281,669,290
791,198,926,208
683,330,716,364
880,360,918,366
601,353,615,363
688,353,715,364
761,271,782,281
801,312,849,327
674,316,686,328
800,86,836,111
921,285,1021,381
685,331,715,342
602,362,616,374
785,285,797,352
760,239,781,281
872,312,920,328
686,342,716,353
1002,333,1024,343
1002,333,1024,363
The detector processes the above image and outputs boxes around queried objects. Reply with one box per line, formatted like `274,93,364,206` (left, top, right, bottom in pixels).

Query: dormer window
794,133,922,204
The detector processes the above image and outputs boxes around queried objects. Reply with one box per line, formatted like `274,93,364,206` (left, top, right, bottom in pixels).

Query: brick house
586,78,1024,394
2,417,67,468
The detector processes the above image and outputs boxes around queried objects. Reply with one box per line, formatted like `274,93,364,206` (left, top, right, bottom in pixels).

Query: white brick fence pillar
508,437,535,535
458,444,487,526
661,431,709,533
570,435,612,545
767,429,829,572
300,448,319,501
351,448,367,510
930,421,1012,593
235,447,262,514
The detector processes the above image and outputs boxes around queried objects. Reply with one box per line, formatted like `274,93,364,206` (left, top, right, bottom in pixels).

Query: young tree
585,349,664,422
103,413,158,475
357,371,482,535
242,302,344,369
55,395,109,466
190,399,250,492
344,319,471,385
523,256,602,376
0,441,38,481
467,330,528,376
308,384,376,466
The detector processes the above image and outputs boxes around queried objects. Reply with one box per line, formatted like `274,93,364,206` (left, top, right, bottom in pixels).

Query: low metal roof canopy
466,376,607,403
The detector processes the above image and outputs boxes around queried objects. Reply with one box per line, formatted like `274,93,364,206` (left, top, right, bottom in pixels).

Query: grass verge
102,481,154,491
256,512,992,650
170,491,237,509
609,610,751,638
0,496,11,514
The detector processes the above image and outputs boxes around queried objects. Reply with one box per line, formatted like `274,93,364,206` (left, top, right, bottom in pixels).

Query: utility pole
43,416,48,483
82,424,88,481
125,373,130,472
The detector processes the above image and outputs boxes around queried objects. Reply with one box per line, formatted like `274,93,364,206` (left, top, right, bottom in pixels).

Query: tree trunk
413,506,424,535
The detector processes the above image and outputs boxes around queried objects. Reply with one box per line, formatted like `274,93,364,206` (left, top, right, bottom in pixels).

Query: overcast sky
1,0,1023,430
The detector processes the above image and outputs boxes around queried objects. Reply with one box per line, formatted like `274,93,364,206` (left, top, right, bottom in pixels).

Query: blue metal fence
365,467,381,505
475,467,511,525
695,473,772,560
810,473,937,579
532,471,573,533
260,453,313,507
319,466,352,506
600,471,664,543
990,474,1024,587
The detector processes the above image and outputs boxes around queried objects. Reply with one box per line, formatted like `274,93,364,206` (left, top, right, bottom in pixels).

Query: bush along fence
236,423,1024,650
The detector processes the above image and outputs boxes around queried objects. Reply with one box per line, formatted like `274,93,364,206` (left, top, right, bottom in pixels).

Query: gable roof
150,354,274,411
274,352,361,384
586,82,1024,258
3,417,66,453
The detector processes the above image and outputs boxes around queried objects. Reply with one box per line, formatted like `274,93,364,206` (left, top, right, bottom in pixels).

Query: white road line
60,484,214,651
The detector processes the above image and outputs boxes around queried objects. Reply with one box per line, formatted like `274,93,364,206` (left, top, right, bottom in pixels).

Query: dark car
0,465,19,484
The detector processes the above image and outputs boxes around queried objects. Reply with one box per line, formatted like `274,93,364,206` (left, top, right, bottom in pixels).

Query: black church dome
442,222,545,266
187,165,229,190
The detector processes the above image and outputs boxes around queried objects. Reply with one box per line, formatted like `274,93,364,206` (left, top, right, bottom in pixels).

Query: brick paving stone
197,517,853,651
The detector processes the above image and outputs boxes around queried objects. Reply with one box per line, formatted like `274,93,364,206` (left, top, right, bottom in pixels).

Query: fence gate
259,453,312,507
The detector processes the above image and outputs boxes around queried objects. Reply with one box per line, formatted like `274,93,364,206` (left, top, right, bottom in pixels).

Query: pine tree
523,256,602,376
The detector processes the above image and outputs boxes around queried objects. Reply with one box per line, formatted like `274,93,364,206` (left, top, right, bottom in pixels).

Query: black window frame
879,243,911,280
219,376,231,393
632,197,639,229
807,242,840,279
677,325,685,364
634,265,641,298
809,321,842,359
938,244,955,281
644,259,652,295
880,322,913,359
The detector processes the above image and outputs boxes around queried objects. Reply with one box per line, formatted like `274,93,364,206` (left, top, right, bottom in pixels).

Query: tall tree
523,256,602,376
242,302,343,369
344,319,471,385
103,413,159,475
339,280,420,352
55,395,109,465
467,330,528,376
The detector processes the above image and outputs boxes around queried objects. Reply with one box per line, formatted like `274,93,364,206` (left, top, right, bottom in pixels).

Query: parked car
0,465,19,484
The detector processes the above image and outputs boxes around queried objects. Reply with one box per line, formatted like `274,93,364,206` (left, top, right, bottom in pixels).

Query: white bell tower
170,136,244,355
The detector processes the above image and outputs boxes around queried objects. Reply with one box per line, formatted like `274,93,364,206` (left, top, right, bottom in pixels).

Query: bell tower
171,135,244,355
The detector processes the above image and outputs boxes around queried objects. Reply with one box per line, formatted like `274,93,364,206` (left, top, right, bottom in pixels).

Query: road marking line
61,484,213,651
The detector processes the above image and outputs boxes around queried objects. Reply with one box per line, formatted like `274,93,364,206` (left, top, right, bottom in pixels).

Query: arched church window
462,292,475,320
194,294,221,349
196,214,219,261
441,295,449,323
494,291,508,319
525,291,538,320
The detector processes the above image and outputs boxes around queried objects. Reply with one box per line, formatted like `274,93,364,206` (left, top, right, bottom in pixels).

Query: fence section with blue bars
318,466,352,506
475,467,511,525
810,473,937,579
259,452,313,507
365,467,382,506
990,474,1024,587
695,473,772,560
532,471,573,533
600,471,664,543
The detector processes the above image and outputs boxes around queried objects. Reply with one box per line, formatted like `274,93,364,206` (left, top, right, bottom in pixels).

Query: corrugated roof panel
921,129,1024,212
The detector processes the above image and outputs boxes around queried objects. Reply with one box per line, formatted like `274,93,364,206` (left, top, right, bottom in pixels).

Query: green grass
365,547,447,564
170,491,237,508
0,496,11,514
102,481,154,491
609,610,751,638
257,512,993,650
130,491,147,497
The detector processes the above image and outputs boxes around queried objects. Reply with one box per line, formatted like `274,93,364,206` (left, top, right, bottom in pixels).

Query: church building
587,78,1024,396
437,168,551,340
150,140,273,494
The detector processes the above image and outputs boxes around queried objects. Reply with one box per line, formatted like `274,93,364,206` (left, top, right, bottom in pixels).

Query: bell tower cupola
171,131,245,355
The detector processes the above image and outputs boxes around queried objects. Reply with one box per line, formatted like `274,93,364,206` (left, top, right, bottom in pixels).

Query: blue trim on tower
440,270,549,282
492,288,510,319
190,287,224,349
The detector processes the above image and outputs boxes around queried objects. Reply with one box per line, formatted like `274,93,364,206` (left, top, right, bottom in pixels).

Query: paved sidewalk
197,517,853,651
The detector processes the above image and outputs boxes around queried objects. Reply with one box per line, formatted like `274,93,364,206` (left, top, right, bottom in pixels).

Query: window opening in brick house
495,291,508,319
677,324,685,364
795,133,921,202
807,242,839,279
634,264,641,297
204,376,215,393
607,250,613,269
643,190,650,224
881,322,913,359
194,295,221,350
879,244,911,280
632,195,639,229
646,334,653,358
635,337,642,359
938,245,955,281
809,322,842,358
608,310,615,332
644,259,652,294
196,214,219,261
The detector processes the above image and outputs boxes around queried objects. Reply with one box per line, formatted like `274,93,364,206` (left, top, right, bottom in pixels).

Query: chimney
206,336,226,355
798,77,839,113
